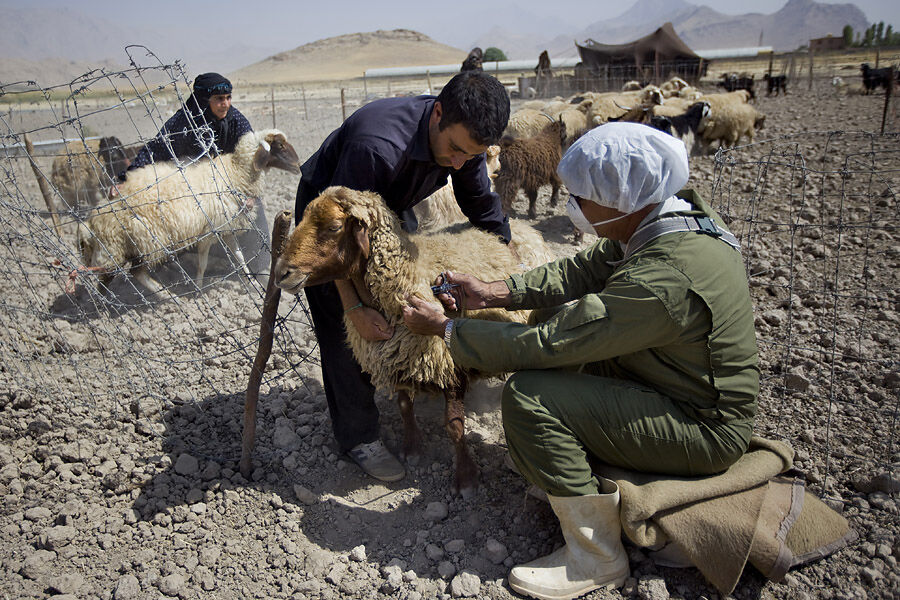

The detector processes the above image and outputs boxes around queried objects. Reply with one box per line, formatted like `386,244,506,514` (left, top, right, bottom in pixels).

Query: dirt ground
0,73,898,600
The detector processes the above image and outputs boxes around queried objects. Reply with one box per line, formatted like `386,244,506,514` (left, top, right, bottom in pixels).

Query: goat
648,101,711,155
860,63,894,94
763,73,787,96
718,73,756,99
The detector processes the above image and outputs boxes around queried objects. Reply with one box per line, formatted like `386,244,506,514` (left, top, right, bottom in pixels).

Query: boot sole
508,570,628,600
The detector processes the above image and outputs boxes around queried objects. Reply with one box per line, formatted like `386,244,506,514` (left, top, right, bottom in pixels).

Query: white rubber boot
508,477,630,600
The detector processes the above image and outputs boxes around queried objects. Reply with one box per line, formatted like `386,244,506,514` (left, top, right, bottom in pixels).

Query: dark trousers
296,179,382,452
304,282,381,452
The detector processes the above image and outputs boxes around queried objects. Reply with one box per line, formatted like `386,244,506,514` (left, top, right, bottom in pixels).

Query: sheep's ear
253,140,271,171
352,220,370,260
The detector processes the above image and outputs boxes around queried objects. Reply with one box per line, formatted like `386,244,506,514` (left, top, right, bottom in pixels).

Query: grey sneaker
347,440,405,482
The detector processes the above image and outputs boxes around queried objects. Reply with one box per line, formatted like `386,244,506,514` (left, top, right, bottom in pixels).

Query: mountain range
0,0,873,86
470,0,870,59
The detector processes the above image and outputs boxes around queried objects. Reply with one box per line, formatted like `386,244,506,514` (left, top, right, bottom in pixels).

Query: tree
875,21,884,44
862,24,874,47
483,47,508,62
843,24,854,47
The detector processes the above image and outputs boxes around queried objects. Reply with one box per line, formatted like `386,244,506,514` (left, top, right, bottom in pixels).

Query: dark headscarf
185,73,234,153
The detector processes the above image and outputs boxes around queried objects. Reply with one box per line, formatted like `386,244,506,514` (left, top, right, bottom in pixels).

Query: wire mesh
0,48,317,462
710,131,899,502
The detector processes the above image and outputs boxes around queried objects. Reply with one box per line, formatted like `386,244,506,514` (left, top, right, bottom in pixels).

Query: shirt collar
409,97,436,162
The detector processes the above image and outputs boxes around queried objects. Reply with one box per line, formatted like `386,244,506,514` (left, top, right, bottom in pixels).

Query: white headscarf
557,122,689,213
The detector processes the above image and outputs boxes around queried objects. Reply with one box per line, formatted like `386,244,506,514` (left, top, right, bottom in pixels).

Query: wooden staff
240,210,292,478
23,133,63,238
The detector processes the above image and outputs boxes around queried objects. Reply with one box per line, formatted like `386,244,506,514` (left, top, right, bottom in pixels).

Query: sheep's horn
613,100,633,111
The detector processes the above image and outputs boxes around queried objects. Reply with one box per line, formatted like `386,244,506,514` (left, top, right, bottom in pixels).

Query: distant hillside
474,0,870,58
230,30,468,84
0,3,279,85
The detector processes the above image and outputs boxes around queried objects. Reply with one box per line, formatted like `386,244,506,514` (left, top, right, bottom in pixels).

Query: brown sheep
273,186,554,497
494,119,567,219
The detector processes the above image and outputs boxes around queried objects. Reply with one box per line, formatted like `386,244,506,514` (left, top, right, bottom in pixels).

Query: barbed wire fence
0,54,897,510
0,49,319,467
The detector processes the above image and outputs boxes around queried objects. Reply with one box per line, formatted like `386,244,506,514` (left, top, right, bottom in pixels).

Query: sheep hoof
455,481,477,500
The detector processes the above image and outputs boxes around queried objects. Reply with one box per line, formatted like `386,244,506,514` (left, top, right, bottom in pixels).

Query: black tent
576,22,706,83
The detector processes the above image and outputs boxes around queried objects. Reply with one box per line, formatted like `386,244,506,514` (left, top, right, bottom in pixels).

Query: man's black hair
436,71,510,146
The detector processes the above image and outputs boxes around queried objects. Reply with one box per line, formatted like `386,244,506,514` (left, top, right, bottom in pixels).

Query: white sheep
503,108,554,139
273,186,555,496
556,98,595,144
412,145,501,231
585,87,665,125
700,101,765,150
659,76,690,98
76,129,300,294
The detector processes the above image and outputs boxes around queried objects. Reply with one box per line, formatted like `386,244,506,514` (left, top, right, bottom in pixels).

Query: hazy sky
6,0,899,52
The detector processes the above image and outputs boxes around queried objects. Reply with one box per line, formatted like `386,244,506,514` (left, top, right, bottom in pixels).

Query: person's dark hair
436,71,510,146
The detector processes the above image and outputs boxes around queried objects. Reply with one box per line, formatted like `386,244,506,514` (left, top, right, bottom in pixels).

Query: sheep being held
274,186,555,497
77,129,300,294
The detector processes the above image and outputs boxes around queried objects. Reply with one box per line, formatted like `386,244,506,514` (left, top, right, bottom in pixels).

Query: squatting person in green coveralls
401,122,759,600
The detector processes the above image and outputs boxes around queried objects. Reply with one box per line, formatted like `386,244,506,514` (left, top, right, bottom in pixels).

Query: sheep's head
252,130,301,174
98,136,130,180
274,186,383,294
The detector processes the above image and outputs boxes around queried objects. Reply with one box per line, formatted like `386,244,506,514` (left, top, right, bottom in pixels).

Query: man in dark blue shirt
294,71,511,483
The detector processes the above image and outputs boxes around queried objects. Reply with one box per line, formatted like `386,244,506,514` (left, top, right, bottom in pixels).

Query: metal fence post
270,87,276,129
301,84,308,120
882,66,894,135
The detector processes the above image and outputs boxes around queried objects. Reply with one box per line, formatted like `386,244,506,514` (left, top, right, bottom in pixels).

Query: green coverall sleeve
449,275,684,373
506,239,621,310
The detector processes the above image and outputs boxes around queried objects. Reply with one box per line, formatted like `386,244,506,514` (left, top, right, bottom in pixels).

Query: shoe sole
508,570,628,600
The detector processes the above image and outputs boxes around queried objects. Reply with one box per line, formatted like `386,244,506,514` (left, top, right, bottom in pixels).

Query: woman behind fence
117,73,269,279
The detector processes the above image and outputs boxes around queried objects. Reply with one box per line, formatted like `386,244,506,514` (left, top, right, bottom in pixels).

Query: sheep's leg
443,377,477,498
548,176,562,208
195,237,213,286
131,264,165,296
495,177,516,215
397,390,423,464
222,233,252,279
525,187,539,219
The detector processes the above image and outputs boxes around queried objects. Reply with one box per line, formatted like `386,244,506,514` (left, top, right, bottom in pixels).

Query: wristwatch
443,319,454,348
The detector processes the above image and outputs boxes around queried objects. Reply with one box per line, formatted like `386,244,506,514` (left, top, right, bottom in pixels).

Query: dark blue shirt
296,95,510,241
122,105,253,178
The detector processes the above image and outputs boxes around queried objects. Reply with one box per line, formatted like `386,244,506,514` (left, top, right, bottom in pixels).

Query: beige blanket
592,437,857,594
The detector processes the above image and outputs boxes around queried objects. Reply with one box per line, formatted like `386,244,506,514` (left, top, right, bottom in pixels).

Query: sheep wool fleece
448,190,760,496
